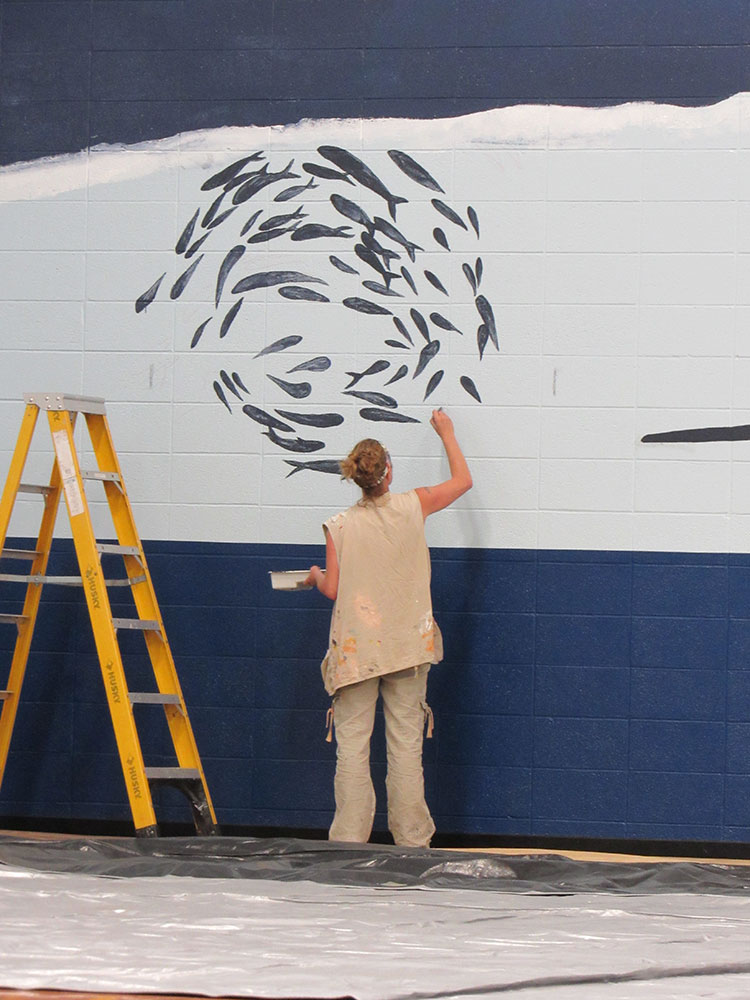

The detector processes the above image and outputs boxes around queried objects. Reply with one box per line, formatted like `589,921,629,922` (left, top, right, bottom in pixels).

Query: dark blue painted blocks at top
633,564,729,618
632,617,728,670
536,562,631,616
536,614,631,668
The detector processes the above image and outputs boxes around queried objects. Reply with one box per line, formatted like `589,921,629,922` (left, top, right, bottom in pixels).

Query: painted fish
432,198,467,230
344,390,398,408
190,317,210,349
135,272,165,313
274,177,318,202
291,223,353,240
240,209,263,237
387,149,445,193
342,297,392,316
287,356,331,373
246,227,294,244
430,312,462,335
232,372,250,394
242,404,295,433
345,360,390,387
259,206,306,230
372,216,422,262
330,255,359,275
355,244,396,283
224,164,268,191
424,270,448,295
468,205,480,237
362,280,402,297
477,323,489,360
207,205,237,229
423,369,444,401
170,255,203,299
433,227,450,251
462,262,477,294
413,339,441,379
410,308,430,343
330,193,375,232
220,369,243,400
475,294,498,349
175,209,199,254
385,364,409,385
476,256,483,285
304,162,354,185
360,407,419,424
317,145,407,220
219,297,243,338
275,409,343,427
361,231,401,267
185,230,212,258
284,459,342,477
201,152,264,191
392,317,413,345
213,380,231,412
384,339,409,350
264,427,324,452
254,335,303,358
215,245,245,308
232,159,300,205
202,191,226,227
400,266,417,295
460,375,482,403
266,374,312,398
232,271,326,293
278,287,330,302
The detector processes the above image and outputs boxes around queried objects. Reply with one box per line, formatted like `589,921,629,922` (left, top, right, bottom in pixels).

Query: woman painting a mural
305,409,472,847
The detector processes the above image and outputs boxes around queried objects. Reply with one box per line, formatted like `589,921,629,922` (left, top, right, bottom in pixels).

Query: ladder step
97,543,141,557
0,573,147,588
1,549,40,561
23,392,106,415
129,692,181,705
18,483,53,495
80,470,121,483
112,618,161,631
145,767,201,781
0,691,12,700
0,614,28,626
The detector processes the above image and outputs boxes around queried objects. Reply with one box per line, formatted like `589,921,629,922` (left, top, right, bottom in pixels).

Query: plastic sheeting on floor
2,837,750,999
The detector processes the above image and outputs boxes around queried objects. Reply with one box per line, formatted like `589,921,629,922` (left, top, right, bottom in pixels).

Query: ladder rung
0,691,12,700
129,692,181,705
0,614,28,626
80,470,121,483
0,573,147,588
145,767,201,781
112,618,161,631
1,549,40,561
18,483,53,495
97,543,141,557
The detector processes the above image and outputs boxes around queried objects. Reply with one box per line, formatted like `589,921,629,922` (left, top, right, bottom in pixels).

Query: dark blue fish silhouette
185,231,212,258
240,209,263,237
278,287,330,302
264,426,324,451
342,297,392,316
433,227,450,251
475,295,498,349
387,150,445,193
284,459,342,477
220,369,243,400
430,312,462,335
247,227,294,244
254,335,303,358
213,380,231,411
372,216,422,262
202,191,226,227
413,339,441,378
135,272,165,313
275,409,343,427
330,193,375,231
477,323,489,360
330,255,359,275
216,245,245,307
462,262,477,294
220,297,243,338
392,317,414,345
242,404,295,433
410,308,430,343
344,390,398,408
318,146,407,220
384,339,409,350
291,223,353,241
170,255,203,299
232,372,250,394
232,271,326,293
468,206,480,237
385,364,409,385
360,408,419,424
345,360,390,387
476,257,483,285
362,280,402,298
424,270,448,295
460,375,481,402
401,266,417,295
224,163,269,191
267,374,312,398
432,198,467,230
361,231,401,268
287,357,331,374
423,369,444,401
207,206,237,229
274,177,318,201
176,210,199,254
190,317,210,348
355,244,397,284
260,206,306,230
304,162,354,185
232,160,300,205
201,153,264,191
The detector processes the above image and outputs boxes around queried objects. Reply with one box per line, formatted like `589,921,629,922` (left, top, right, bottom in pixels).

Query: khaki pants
328,663,435,847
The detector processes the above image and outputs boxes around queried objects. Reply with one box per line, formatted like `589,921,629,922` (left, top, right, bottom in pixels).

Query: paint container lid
269,570,313,590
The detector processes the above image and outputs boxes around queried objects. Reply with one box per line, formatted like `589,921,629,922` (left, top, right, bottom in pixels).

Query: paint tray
269,570,313,590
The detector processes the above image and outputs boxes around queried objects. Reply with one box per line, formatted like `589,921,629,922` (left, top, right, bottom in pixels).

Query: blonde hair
340,438,389,494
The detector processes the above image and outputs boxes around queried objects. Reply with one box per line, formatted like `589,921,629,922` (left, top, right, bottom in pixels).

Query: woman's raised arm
416,409,473,518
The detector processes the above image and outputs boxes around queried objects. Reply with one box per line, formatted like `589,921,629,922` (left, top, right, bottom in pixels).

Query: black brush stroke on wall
1,0,750,166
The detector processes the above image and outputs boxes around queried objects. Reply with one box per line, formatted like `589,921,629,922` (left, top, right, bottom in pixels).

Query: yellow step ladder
0,393,219,837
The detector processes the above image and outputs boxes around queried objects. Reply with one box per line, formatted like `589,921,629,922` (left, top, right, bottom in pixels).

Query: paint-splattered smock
320,489,443,696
